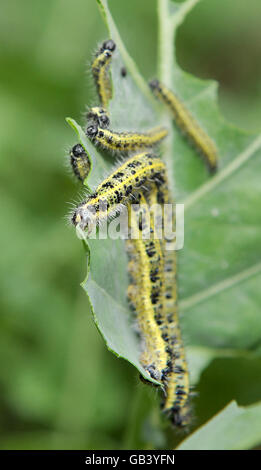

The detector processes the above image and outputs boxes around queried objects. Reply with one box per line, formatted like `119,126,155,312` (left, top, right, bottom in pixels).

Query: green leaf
68,0,261,396
178,400,261,450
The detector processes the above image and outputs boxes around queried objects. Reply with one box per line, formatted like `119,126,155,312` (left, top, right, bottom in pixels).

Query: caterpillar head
70,144,91,182
86,123,98,140
71,202,96,236
149,79,160,91
100,39,116,53
87,107,110,128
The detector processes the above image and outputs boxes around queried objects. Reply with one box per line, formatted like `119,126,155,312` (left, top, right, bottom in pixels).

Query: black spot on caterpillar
149,79,218,173
70,144,91,183
92,39,116,108
86,123,168,153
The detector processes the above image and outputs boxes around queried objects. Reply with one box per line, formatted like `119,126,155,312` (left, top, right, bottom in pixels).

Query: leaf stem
171,0,201,29
158,0,201,85
122,385,149,450
158,0,174,86
158,0,201,189
180,261,261,311
184,134,261,211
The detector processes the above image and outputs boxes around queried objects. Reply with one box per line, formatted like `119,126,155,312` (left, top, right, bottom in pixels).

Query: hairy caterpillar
156,182,190,427
86,106,110,128
163,253,190,428
149,79,217,173
71,152,166,233
86,123,168,153
126,193,169,381
145,185,171,347
70,144,91,183
92,39,116,108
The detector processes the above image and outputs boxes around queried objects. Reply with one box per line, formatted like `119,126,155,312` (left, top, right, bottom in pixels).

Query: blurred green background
0,0,260,450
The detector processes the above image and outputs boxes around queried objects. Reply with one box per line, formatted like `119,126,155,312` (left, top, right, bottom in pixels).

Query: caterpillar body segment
149,79,218,173
86,123,168,153
162,251,190,427
126,194,169,381
145,186,171,346
157,182,190,427
70,144,91,183
92,39,116,108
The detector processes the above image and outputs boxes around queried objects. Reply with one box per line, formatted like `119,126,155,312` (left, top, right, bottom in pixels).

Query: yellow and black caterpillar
70,144,91,183
150,79,218,173
141,182,190,427
155,182,190,427
70,110,110,182
86,123,168,153
71,152,166,233
92,39,116,108
126,194,169,382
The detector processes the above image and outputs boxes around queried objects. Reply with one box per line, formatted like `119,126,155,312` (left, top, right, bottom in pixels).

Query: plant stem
123,384,150,450
158,0,175,87
184,134,261,211
158,0,201,86
180,261,261,311
171,0,201,29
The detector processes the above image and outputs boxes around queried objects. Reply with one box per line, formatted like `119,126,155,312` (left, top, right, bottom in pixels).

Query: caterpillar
156,181,190,427
145,184,171,347
70,144,91,183
149,79,218,173
86,106,110,128
126,193,169,381
126,177,190,426
92,39,116,108
71,152,166,233
86,123,168,153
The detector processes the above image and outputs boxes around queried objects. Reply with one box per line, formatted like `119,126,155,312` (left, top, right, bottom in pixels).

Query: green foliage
178,401,261,450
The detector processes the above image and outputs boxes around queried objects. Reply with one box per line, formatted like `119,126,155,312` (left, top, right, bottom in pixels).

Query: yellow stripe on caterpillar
156,181,191,427
70,144,91,183
92,39,116,108
126,194,169,381
71,152,166,233
86,123,168,153
145,185,171,345
149,79,218,173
